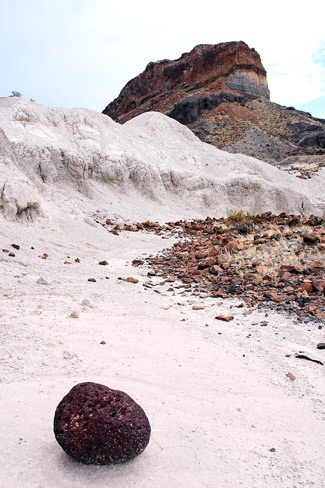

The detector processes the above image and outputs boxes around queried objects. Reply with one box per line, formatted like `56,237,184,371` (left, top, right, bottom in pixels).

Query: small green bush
224,210,255,234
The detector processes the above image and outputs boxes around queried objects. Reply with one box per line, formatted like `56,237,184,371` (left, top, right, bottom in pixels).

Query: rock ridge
103,41,270,123
102,42,325,167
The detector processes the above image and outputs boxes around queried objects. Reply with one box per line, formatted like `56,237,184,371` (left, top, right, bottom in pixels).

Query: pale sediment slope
0,97,324,225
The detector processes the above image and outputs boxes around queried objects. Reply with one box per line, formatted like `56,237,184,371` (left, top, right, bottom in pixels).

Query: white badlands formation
0,97,324,487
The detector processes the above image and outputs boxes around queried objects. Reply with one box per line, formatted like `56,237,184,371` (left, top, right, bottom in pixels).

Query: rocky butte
103,41,325,171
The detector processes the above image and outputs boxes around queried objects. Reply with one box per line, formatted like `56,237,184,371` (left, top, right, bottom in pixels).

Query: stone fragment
312,279,325,292
100,340,106,344
299,282,313,294
209,265,223,275
124,277,139,283
212,290,223,297
99,260,108,266
54,382,151,464
317,343,325,350
316,309,325,319
2,249,9,253
215,315,234,322
12,244,20,250
279,264,304,274
303,233,320,244
286,372,296,381
192,305,205,310
69,311,79,319
243,308,256,316
37,277,48,285
88,278,97,282
197,257,216,270
283,286,295,292
8,252,15,257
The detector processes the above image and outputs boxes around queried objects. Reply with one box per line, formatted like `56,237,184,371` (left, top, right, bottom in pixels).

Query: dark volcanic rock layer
54,382,151,464
103,41,325,166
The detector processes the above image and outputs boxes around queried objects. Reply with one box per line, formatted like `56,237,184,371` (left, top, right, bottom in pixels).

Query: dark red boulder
54,382,151,464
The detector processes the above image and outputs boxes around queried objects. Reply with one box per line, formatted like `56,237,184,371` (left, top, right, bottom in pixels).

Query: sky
0,0,325,118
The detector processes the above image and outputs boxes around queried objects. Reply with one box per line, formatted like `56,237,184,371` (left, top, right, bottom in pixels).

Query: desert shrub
10,91,22,97
225,209,255,234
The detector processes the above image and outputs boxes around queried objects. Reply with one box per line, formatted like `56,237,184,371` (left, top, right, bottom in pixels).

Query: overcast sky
1,0,324,117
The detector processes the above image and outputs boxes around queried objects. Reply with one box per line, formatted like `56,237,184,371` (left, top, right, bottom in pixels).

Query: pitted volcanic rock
54,382,151,464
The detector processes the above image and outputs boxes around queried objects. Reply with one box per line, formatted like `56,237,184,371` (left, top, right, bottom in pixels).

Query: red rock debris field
99,213,325,323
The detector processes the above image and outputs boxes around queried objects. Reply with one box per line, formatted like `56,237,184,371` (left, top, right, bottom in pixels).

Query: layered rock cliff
103,41,325,169
103,41,269,123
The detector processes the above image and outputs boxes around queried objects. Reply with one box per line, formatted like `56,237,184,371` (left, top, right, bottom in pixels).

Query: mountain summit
103,41,269,122
103,41,325,168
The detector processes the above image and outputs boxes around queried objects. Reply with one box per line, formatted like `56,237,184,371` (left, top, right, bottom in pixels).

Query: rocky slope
103,42,325,168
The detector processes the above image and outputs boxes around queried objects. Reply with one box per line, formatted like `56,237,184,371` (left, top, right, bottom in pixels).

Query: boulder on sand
54,382,151,464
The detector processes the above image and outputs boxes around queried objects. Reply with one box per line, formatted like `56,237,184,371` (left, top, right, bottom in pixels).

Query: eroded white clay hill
0,96,324,225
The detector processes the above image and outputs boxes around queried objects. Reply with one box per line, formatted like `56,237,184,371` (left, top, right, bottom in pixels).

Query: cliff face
103,41,270,123
103,42,325,168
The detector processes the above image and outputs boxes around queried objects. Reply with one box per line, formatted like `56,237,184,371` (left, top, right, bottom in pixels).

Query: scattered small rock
243,309,256,316
192,305,205,310
303,233,320,244
100,340,106,345
69,311,79,319
269,448,276,452
99,260,108,266
12,244,20,250
286,372,296,381
124,277,139,284
88,278,97,282
37,277,49,285
215,315,234,322
8,252,15,257
316,343,325,350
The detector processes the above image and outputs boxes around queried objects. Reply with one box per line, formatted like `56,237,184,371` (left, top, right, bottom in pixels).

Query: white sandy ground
0,98,325,487
0,213,324,488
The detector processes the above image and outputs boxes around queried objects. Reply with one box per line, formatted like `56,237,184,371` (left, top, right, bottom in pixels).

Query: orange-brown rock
215,315,234,322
